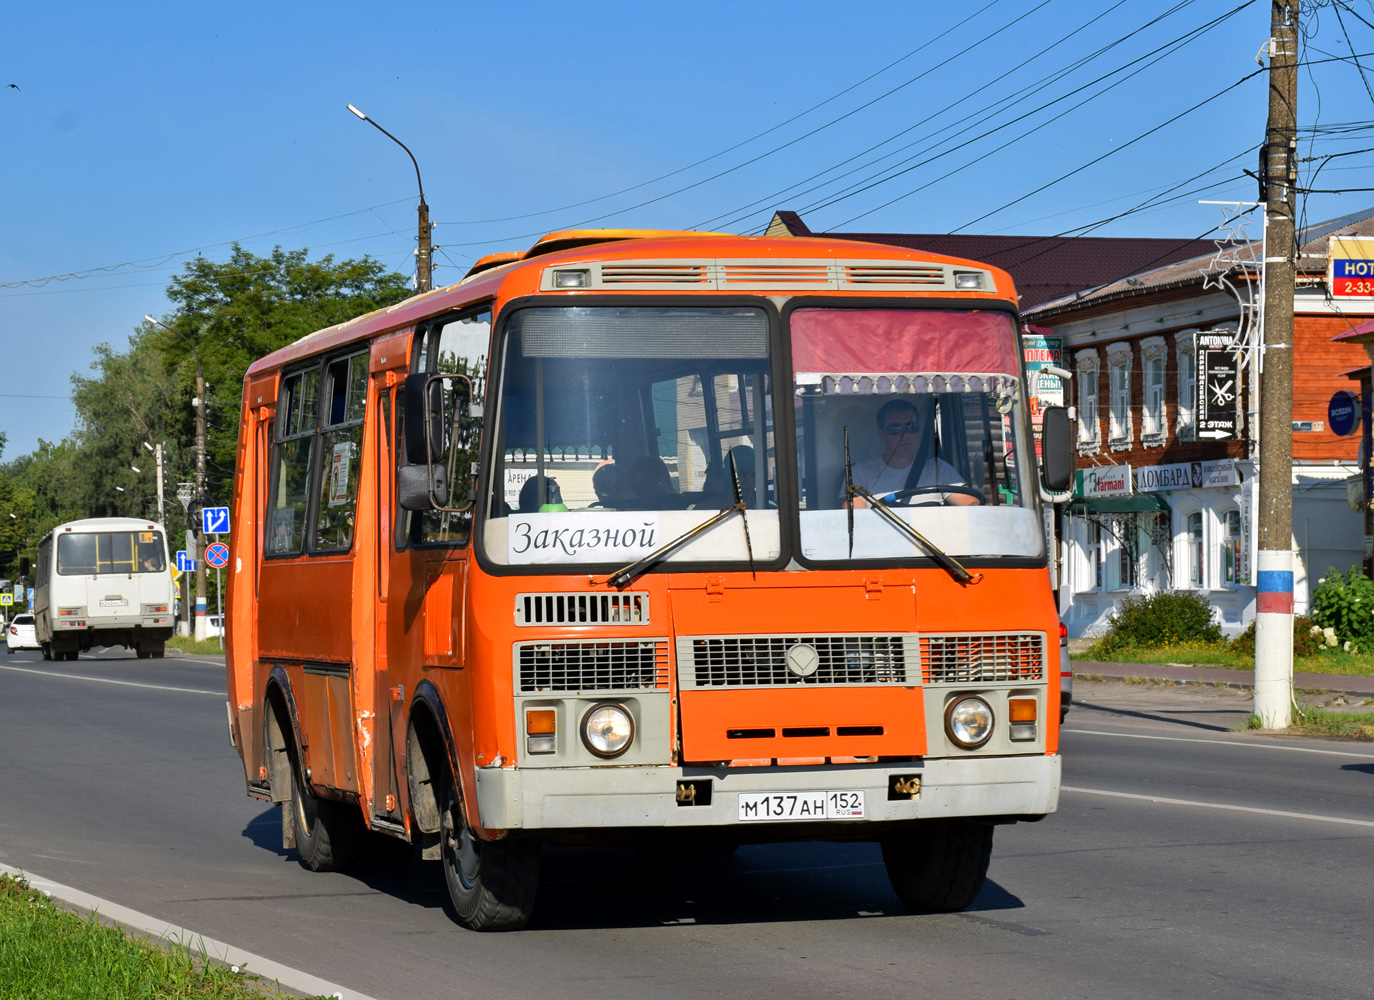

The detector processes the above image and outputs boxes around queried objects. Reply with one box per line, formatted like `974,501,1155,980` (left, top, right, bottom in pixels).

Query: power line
950,70,1263,234
802,1,1254,227
436,0,1063,247
437,0,1010,226
692,0,1148,231
0,199,415,291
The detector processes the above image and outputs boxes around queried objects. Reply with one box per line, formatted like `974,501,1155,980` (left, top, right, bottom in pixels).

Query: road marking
1064,727,1374,760
0,663,220,696
1062,785,1374,829
0,863,376,1000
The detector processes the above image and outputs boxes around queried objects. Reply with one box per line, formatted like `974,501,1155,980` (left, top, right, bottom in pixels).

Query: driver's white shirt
844,455,969,501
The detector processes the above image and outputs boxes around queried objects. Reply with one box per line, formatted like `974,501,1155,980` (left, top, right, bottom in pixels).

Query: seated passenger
590,462,621,508
844,398,979,507
627,456,675,500
517,475,566,513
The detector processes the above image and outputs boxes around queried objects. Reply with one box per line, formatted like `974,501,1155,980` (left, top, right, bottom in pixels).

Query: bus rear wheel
440,771,539,931
881,819,993,913
291,763,360,872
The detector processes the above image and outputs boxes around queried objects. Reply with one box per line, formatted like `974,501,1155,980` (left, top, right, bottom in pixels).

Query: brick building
1027,211,1374,635
767,209,1374,635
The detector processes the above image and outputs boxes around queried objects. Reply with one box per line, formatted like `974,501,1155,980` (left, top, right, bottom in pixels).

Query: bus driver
845,398,980,507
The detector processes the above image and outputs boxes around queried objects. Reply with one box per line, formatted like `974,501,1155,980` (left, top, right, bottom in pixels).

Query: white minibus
34,517,176,660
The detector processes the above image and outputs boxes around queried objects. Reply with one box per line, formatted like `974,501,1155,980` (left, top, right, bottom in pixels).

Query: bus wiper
598,452,755,589
842,427,982,587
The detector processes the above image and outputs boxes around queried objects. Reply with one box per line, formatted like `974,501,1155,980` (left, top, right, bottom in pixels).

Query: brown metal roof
767,211,1231,310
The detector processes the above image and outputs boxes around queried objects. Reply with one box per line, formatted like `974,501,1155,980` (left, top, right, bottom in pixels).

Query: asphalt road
1,648,1371,1000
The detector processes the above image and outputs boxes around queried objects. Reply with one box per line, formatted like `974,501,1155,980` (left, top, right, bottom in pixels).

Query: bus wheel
41,644,51,661
440,771,539,931
136,649,151,659
291,764,359,872
881,819,993,913
64,651,78,661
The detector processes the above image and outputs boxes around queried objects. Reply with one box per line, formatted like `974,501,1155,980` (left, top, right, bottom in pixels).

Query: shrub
1230,616,1316,657
1094,590,1224,654
1309,566,1374,652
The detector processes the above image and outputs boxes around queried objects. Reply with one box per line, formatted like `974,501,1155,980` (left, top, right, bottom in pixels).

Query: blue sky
3,0,1373,456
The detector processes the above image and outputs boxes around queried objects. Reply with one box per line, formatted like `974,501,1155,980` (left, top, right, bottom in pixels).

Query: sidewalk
1074,661,1374,698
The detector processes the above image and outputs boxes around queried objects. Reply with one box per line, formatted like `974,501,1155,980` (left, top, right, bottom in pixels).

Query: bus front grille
516,639,669,693
920,633,1045,683
678,635,911,688
515,591,649,626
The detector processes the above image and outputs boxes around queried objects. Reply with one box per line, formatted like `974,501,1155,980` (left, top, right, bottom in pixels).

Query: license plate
737,790,865,822
99,599,127,608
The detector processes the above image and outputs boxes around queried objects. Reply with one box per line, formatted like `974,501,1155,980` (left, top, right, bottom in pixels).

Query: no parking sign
204,541,229,569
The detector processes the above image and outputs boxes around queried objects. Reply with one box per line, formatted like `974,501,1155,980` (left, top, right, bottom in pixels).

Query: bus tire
881,819,993,913
136,649,151,659
64,650,78,661
291,763,359,872
440,771,539,931
41,644,51,661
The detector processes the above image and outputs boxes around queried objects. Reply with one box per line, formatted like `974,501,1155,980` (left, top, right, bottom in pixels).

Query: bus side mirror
1039,406,1073,493
403,372,444,465
398,463,448,511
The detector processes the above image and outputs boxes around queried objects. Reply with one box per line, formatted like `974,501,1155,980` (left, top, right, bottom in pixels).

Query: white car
7,613,40,653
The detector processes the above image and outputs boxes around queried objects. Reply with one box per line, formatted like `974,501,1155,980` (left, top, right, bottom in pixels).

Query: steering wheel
883,484,984,507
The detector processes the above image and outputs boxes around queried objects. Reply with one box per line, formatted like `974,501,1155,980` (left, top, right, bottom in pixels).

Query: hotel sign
1137,458,1239,493
1328,235,1374,298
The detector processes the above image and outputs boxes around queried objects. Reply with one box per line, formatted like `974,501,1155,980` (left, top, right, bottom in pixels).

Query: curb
0,863,379,1000
1076,666,1374,699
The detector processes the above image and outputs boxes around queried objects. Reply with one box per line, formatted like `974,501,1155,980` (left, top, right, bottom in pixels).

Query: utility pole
1254,0,1299,729
145,314,209,642
155,443,166,527
193,367,208,642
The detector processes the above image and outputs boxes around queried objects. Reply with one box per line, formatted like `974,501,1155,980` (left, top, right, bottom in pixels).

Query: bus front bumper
474,754,1059,831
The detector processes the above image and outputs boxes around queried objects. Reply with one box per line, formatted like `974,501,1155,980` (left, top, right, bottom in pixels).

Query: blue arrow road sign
202,506,230,535
205,541,229,569
176,550,197,573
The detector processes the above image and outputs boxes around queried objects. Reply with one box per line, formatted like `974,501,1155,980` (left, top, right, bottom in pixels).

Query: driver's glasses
882,420,921,436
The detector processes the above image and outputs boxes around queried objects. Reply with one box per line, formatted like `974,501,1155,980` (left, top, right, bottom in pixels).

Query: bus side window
314,351,369,551
267,367,320,555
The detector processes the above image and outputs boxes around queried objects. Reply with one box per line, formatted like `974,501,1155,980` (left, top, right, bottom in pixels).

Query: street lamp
346,103,433,293
144,314,207,640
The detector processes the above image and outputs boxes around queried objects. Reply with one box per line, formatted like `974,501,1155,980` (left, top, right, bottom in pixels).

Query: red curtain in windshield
790,308,1018,376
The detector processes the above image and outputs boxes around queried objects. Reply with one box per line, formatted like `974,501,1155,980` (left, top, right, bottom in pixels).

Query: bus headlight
581,702,634,758
945,696,994,749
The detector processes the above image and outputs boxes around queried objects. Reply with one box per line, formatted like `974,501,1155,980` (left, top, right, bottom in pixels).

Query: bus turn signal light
526,709,556,755
1008,698,1037,741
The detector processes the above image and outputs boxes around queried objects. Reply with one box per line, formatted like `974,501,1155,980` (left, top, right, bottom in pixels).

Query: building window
1176,330,1196,441
1141,336,1166,447
1076,349,1100,454
1106,343,1132,450
1111,534,1135,591
1221,509,1242,586
1186,511,1204,588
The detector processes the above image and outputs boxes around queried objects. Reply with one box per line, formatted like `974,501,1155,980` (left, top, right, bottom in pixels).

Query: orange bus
226,229,1074,931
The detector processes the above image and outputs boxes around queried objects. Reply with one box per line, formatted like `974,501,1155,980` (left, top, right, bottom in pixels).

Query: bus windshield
790,307,1042,563
482,306,780,568
57,530,167,575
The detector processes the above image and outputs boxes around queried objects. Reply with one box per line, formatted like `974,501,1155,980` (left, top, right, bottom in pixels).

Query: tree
152,245,411,501
0,245,409,578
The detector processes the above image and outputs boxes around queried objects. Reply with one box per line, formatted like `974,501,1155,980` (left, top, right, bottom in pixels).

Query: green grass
1248,709,1374,740
165,636,225,656
0,874,315,999
1078,640,1374,677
